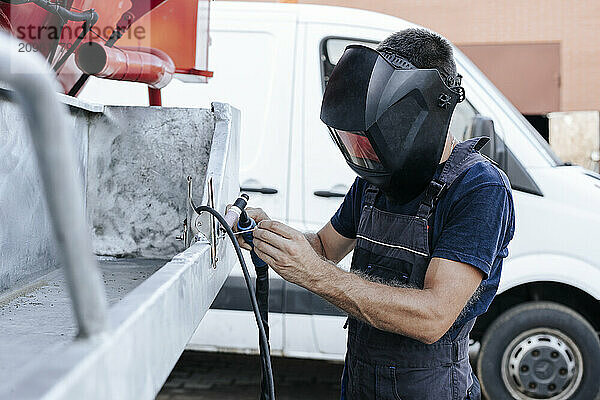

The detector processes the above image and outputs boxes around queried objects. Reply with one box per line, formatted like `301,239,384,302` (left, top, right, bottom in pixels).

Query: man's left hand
252,220,323,286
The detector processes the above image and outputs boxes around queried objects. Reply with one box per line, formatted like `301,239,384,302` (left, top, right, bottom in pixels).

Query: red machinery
0,0,211,104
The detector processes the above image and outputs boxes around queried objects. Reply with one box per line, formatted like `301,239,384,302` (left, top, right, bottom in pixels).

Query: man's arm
309,256,482,343
239,207,355,264
253,220,483,344
305,222,355,263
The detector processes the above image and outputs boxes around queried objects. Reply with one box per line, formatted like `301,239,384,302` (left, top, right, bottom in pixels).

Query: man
240,28,515,400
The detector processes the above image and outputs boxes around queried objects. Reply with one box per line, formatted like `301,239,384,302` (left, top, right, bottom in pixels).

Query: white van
79,2,600,399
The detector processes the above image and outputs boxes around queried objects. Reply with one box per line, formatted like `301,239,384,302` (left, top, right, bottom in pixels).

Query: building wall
458,42,560,115
549,111,600,172
231,0,600,113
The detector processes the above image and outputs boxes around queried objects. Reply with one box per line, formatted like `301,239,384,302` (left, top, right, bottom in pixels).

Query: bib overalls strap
342,137,489,400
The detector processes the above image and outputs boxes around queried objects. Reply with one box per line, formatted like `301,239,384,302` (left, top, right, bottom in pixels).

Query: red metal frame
1,0,211,96
148,87,162,106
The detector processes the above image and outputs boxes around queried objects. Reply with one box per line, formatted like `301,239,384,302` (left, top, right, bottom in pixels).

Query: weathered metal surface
0,82,99,295
0,87,95,293
1,247,213,399
86,105,214,258
0,258,164,385
0,92,61,292
0,102,240,400
1,66,215,294
0,34,108,337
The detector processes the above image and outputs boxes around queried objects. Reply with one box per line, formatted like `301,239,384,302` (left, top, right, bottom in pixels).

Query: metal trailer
0,34,240,400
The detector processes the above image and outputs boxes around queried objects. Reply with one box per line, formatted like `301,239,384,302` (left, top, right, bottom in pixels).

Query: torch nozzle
223,193,250,228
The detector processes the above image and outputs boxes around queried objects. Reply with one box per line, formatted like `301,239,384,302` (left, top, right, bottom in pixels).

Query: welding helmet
320,45,465,203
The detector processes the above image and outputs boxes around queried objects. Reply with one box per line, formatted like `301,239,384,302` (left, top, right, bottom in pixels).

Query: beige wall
231,0,600,112
549,111,600,172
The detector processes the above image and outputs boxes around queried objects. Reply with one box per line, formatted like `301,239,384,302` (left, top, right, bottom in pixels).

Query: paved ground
157,351,343,400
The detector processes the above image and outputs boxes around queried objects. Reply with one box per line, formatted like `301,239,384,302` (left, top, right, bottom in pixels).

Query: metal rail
0,33,108,337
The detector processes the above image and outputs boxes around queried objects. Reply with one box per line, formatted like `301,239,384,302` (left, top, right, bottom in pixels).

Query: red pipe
75,42,175,89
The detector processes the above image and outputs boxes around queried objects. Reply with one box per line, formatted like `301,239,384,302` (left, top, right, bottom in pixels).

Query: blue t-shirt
331,161,515,327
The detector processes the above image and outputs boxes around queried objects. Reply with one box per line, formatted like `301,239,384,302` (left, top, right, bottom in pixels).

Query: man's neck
440,135,457,164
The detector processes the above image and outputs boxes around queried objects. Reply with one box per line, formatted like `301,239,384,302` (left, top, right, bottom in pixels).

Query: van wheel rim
501,328,583,400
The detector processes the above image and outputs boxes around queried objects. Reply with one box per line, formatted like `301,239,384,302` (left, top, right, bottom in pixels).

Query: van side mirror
469,115,507,169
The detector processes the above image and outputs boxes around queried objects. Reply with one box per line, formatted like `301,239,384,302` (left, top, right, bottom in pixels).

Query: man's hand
233,206,270,250
252,220,325,286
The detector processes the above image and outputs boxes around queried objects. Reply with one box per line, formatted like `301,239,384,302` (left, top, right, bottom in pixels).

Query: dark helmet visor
328,127,384,171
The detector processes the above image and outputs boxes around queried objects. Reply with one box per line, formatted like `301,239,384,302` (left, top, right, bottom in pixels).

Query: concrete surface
157,350,486,400
0,258,164,385
157,351,343,400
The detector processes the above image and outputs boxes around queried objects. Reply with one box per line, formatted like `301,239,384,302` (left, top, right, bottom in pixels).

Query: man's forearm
306,259,448,344
304,232,326,257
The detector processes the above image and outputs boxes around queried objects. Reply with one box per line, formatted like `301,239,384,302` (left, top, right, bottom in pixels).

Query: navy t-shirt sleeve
330,177,362,239
432,183,514,278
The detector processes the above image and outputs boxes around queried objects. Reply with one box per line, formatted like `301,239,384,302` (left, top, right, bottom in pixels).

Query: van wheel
477,302,600,400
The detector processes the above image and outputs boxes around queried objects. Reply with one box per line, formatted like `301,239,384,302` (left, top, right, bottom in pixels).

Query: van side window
320,37,378,91
449,100,478,141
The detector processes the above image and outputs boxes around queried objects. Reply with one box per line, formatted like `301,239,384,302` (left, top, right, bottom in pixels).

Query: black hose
0,0,97,22
3,0,99,73
0,0,30,4
238,209,271,400
255,265,270,400
30,0,95,22
45,19,63,64
2,0,97,22
194,205,276,400
104,26,125,48
52,19,93,72
67,72,89,96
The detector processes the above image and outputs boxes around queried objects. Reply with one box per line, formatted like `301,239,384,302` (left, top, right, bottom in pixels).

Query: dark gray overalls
341,137,489,400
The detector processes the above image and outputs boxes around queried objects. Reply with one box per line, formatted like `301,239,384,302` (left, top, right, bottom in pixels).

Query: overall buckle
425,180,446,208
417,180,446,220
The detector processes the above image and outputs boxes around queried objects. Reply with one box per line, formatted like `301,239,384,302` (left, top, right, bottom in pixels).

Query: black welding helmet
320,44,464,203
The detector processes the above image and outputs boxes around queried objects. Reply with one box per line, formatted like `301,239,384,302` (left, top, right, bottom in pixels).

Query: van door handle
241,186,278,195
314,190,345,198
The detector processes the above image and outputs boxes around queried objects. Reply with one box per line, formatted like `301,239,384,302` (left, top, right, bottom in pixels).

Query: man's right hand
235,206,270,250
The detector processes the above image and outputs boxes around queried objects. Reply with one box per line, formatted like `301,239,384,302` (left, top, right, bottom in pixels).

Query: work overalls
342,137,489,400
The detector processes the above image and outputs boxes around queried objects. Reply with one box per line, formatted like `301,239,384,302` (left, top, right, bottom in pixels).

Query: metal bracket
177,176,220,269
206,177,219,268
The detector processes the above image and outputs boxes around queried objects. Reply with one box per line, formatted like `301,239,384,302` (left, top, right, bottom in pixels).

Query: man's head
377,28,458,87
320,29,464,203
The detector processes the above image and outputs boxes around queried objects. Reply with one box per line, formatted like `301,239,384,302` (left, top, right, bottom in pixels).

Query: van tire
477,301,600,400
